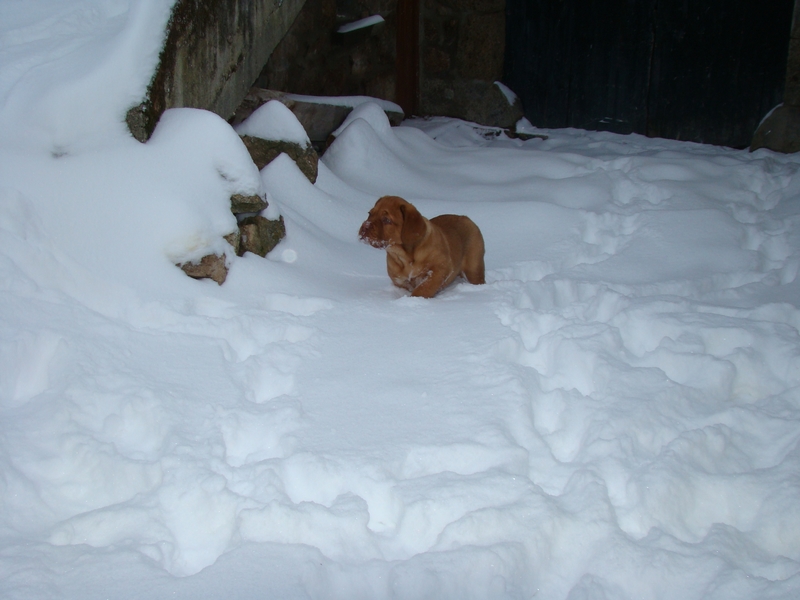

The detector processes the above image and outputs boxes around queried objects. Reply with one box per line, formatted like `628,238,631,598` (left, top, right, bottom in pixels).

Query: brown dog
358,196,485,298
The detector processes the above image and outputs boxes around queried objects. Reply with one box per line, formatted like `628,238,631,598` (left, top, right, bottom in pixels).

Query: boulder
230,193,268,214
750,105,800,153
230,89,289,125
750,2,800,153
240,135,319,183
177,205,286,284
179,254,228,285
224,229,242,255
287,101,358,146
421,79,524,129
238,215,286,257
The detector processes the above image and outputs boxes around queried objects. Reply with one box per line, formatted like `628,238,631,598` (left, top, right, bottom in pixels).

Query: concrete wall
256,0,518,127
420,0,509,124
127,0,519,141
127,0,308,142
255,0,398,104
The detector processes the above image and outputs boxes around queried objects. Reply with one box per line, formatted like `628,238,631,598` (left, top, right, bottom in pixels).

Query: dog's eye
382,217,393,225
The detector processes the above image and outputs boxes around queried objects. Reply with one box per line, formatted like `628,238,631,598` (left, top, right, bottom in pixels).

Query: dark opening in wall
503,0,793,148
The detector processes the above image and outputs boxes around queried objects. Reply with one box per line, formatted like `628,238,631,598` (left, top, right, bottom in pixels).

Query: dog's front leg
409,268,447,298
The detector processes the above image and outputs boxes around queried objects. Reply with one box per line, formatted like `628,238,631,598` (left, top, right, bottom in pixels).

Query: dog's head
359,196,426,252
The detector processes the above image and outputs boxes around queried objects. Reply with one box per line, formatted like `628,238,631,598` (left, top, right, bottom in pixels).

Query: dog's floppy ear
400,202,426,253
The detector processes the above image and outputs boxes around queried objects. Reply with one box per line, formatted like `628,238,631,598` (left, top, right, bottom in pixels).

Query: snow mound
234,99,311,146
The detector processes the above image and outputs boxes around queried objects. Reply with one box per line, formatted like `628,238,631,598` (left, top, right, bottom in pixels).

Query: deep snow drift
2,2,800,599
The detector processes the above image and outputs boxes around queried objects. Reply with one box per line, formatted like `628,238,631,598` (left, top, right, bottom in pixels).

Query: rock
179,254,228,285
421,79,524,129
230,89,289,126
238,215,286,257
223,230,242,255
230,193,268,214
750,105,800,153
240,135,319,183
750,2,800,153
177,213,286,285
506,128,548,141
288,101,357,146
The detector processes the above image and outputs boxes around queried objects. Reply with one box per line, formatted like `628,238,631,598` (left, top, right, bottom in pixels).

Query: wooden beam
396,0,420,116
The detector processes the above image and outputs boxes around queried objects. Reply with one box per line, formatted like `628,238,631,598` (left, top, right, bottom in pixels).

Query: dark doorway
504,0,794,148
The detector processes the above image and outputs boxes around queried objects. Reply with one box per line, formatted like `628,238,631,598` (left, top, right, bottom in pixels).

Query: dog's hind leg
463,248,485,285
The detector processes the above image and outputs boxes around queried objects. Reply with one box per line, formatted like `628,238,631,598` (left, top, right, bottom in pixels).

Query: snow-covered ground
2,2,800,599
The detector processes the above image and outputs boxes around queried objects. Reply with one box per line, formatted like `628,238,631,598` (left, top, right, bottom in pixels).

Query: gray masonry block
127,0,308,142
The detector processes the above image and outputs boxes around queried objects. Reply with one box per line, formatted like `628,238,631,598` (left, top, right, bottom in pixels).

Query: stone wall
420,0,520,127
126,0,308,142
256,0,519,127
255,0,398,102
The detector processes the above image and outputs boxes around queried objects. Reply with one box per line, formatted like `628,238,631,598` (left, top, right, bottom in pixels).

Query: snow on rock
234,99,311,147
2,5,800,599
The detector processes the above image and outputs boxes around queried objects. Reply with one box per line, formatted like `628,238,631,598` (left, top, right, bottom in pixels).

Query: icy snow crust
2,4,800,599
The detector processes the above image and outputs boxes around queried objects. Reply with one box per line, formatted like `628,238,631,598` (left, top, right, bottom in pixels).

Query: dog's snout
359,219,390,249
